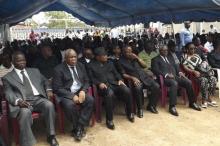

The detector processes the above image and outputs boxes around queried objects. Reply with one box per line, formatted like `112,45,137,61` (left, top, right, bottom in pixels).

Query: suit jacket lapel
63,63,73,81
26,69,38,89
76,63,82,82
11,70,23,85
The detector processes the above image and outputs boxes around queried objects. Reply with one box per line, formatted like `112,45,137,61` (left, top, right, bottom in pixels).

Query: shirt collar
14,67,26,74
160,55,166,59
85,58,90,63
66,63,76,69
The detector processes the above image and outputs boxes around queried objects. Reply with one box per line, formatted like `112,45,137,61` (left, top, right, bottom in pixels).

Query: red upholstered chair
0,100,9,146
54,86,96,133
180,65,200,100
159,75,187,107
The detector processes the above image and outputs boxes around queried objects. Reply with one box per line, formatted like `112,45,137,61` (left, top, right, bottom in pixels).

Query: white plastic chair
213,68,220,98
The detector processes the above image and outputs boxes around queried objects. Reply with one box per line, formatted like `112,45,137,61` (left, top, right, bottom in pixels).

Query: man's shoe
47,136,59,146
169,106,179,116
127,113,135,123
72,127,83,141
189,103,201,111
137,109,143,118
147,106,158,114
106,120,115,130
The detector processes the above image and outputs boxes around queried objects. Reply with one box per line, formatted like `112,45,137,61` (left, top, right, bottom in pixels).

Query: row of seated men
2,43,205,146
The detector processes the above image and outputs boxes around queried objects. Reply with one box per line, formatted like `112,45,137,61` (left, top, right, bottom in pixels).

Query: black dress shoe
106,120,115,130
189,103,201,111
47,136,59,146
137,109,143,118
169,106,179,116
127,113,135,123
72,127,84,141
147,106,158,114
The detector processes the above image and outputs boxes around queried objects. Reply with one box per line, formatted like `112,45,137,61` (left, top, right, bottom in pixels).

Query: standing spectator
180,21,193,49
209,25,218,34
204,34,214,53
29,29,36,42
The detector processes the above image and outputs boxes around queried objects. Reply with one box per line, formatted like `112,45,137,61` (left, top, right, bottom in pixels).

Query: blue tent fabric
1,0,220,27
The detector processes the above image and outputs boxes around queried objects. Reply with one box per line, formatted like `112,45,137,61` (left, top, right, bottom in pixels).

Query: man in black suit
78,47,94,84
151,45,201,116
53,49,94,141
2,51,58,146
88,47,134,130
119,46,160,117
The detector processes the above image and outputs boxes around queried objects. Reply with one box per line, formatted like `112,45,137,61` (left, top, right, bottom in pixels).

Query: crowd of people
0,22,220,146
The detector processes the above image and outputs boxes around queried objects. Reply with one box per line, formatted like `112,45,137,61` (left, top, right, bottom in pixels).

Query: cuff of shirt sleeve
15,98,22,105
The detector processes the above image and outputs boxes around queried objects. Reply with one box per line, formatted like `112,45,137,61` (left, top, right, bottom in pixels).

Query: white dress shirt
85,58,91,63
67,65,81,93
160,56,171,78
160,55,170,64
204,41,214,53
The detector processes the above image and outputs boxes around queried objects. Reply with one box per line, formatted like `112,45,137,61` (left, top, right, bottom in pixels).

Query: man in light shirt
180,21,193,49
204,34,214,53
209,25,218,34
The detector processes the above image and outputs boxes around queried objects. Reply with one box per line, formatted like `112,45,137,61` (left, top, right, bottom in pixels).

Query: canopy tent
1,0,220,27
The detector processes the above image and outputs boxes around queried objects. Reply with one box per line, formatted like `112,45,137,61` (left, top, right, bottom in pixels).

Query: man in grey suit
2,51,59,146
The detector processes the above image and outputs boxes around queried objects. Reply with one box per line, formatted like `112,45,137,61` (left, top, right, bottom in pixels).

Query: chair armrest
159,75,164,86
1,100,8,117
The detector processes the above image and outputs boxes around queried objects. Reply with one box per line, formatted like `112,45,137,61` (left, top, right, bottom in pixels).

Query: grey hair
64,49,77,59
159,45,167,51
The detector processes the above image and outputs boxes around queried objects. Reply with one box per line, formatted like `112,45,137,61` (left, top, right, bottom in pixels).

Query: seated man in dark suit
2,51,58,146
78,47,94,84
88,47,134,130
151,45,201,116
208,38,220,69
53,49,94,141
119,46,160,117
33,44,60,80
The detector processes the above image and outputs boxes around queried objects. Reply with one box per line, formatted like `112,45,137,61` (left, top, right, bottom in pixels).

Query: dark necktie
21,71,34,98
163,57,173,74
71,67,81,84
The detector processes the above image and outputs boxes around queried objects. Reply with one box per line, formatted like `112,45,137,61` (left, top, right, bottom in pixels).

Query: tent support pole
171,21,176,42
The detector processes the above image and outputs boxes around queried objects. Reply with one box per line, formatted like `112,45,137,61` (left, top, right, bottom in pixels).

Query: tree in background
44,11,87,28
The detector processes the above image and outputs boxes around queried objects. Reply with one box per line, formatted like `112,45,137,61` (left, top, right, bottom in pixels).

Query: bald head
65,49,77,66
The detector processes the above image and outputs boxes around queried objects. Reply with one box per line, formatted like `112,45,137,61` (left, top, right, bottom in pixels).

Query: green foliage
45,11,86,28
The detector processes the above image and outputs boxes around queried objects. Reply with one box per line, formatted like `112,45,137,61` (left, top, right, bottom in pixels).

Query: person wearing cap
88,47,135,130
180,21,193,49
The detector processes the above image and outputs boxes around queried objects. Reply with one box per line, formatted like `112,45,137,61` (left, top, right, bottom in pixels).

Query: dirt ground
11,94,220,146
